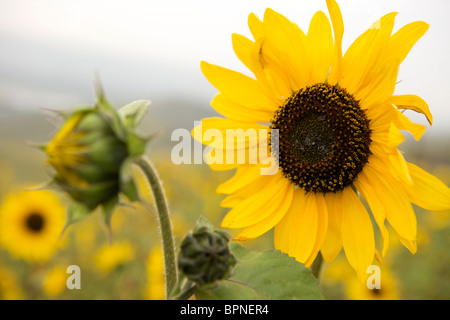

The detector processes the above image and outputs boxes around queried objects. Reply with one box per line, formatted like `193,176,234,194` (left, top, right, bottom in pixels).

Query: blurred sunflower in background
345,266,400,300
143,246,165,300
0,189,65,263
194,0,450,281
0,266,24,300
94,241,135,274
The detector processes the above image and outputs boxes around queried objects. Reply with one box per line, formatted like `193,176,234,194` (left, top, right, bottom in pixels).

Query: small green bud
178,224,236,286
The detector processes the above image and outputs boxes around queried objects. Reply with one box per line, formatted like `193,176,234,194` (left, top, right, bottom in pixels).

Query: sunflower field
0,107,449,300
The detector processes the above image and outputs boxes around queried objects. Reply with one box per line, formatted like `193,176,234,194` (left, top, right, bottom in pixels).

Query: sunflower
0,189,65,263
193,0,450,281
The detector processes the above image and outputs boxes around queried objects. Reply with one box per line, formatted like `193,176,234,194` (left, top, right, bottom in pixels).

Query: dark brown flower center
25,213,45,232
270,83,372,193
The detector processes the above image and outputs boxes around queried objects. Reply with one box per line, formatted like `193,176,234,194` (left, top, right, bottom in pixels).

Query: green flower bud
178,225,236,286
46,110,128,209
42,92,150,228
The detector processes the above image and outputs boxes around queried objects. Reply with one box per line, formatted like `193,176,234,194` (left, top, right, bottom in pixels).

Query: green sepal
61,201,92,237
126,132,147,156
119,158,141,203
26,178,60,193
120,173,140,203
193,216,215,233
102,196,119,244
52,105,92,120
118,100,150,129
98,105,128,142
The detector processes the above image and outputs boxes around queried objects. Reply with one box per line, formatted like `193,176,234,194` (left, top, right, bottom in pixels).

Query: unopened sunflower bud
178,224,236,286
42,91,150,228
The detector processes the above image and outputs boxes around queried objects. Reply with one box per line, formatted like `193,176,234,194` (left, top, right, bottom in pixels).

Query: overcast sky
1,0,449,134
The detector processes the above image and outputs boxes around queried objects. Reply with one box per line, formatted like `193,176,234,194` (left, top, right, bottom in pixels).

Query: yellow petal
357,57,400,109
192,117,267,149
392,106,427,141
235,180,294,240
320,192,343,263
405,162,450,211
326,0,344,84
221,173,289,229
366,158,417,242
341,187,375,282
220,174,272,208
200,61,278,112
341,12,397,95
397,235,417,255
387,21,429,64
354,173,390,257
216,164,262,195
256,38,293,99
211,93,273,123
288,192,322,266
262,8,310,90
248,12,264,41
231,33,286,102
390,94,432,126
370,122,405,152
307,11,334,83
231,33,259,76
274,190,306,253
367,102,426,141
304,193,328,267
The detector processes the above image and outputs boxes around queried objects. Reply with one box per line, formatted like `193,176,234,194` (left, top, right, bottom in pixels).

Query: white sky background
1,0,450,134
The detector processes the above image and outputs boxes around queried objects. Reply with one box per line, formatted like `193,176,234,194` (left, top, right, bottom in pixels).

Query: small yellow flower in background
345,267,400,300
94,241,135,273
194,0,450,281
144,246,165,300
42,265,68,298
0,189,65,263
0,266,24,300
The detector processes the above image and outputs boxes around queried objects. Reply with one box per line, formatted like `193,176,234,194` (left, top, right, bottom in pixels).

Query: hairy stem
134,156,177,299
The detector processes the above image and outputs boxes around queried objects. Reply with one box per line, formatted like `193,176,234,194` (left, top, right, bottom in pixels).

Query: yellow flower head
41,91,150,230
0,189,65,263
94,241,135,273
194,0,450,281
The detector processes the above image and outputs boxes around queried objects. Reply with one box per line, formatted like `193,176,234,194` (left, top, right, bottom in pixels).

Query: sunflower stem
311,251,324,280
174,280,197,300
134,156,177,300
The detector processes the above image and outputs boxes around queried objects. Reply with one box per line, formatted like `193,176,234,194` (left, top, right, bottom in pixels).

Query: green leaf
227,242,323,300
195,279,268,300
118,100,150,128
